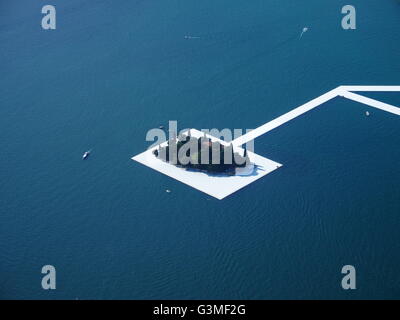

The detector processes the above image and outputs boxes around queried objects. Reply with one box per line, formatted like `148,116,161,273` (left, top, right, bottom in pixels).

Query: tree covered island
153,131,252,175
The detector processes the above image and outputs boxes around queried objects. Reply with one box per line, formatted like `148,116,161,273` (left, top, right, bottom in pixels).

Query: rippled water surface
1,0,399,299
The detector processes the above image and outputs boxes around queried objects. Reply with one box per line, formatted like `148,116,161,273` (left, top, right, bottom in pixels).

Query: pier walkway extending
133,85,400,199
232,86,400,147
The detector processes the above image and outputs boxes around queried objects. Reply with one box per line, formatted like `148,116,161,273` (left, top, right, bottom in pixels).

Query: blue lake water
1,0,399,299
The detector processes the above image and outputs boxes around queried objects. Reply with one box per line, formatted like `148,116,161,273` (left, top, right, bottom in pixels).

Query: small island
153,131,252,175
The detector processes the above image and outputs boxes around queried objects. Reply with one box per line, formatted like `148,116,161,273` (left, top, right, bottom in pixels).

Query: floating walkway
340,85,400,92
232,88,341,147
132,129,282,200
341,91,400,116
133,85,400,199
232,86,400,147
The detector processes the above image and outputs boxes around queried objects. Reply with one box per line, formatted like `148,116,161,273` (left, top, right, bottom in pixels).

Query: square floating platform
132,129,282,200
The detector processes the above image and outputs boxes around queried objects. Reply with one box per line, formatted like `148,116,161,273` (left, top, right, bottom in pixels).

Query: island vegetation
153,131,251,175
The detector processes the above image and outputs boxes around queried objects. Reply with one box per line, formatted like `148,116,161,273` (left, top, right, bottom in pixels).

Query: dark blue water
1,0,399,299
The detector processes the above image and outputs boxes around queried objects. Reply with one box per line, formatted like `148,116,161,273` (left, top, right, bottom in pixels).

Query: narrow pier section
341,91,400,116
232,86,400,147
232,87,342,147
341,85,400,92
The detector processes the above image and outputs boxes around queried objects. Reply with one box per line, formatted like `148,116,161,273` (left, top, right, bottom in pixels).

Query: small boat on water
82,150,91,160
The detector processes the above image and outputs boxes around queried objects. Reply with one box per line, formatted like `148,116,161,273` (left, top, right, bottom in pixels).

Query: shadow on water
184,164,266,178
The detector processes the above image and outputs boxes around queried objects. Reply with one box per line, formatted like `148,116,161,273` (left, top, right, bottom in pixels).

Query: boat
82,151,91,160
